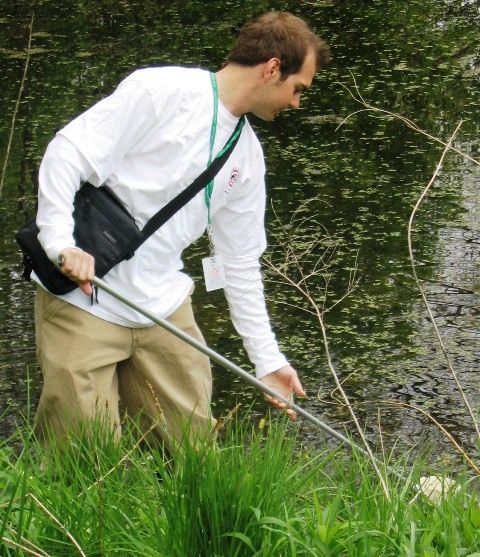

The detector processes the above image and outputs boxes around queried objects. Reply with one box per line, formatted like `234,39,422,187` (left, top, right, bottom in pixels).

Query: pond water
0,0,479,465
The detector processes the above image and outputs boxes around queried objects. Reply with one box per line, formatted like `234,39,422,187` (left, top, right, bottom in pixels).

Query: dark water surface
1,0,479,465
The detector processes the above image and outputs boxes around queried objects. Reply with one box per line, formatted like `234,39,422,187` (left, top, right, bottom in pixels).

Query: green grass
1,417,479,556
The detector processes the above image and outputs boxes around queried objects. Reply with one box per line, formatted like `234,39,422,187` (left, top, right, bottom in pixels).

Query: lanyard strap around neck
205,72,219,224
208,72,219,164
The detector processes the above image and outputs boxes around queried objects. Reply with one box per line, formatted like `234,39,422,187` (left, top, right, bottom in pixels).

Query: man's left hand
260,365,306,421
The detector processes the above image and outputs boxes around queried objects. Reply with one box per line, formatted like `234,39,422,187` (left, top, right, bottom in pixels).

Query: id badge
202,254,226,292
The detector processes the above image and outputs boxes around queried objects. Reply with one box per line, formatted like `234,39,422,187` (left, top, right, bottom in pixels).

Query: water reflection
0,0,479,464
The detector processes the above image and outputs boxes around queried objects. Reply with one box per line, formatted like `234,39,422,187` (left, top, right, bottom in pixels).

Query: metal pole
92,276,368,456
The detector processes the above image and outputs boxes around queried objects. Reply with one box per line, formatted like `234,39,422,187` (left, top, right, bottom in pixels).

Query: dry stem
264,253,390,499
28,493,86,557
264,201,389,494
407,120,480,442
336,73,480,168
384,400,480,476
212,403,241,437
1,536,51,557
330,80,479,465
77,420,161,498
264,90,480,492
324,391,480,476
0,13,34,199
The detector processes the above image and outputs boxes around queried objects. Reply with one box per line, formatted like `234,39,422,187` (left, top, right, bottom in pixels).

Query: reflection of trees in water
421,165,480,372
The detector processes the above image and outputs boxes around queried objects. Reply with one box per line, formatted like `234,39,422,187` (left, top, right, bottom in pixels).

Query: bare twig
264,201,389,493
381,400,480,476
407,121,480,442
0,13,34,199
336,72,480,167
28,493,86,557
77,420,161,498
323,392,480,476
330,80,479,466
264,255,390,499
1,536,51,557
264,104,479,492
212,403,241,436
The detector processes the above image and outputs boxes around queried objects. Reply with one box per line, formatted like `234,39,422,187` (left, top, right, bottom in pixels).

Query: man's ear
262,57,281,81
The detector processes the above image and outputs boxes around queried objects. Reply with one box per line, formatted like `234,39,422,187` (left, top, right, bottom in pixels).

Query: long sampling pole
96,277,464,499
93,276,367,457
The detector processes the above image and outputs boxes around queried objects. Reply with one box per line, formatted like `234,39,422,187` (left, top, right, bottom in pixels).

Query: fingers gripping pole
92,276,366,455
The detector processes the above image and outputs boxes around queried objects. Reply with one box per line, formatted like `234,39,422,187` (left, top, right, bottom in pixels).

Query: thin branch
0,13,34,199
321,392,480,476
380,400,480,476
263,296,317,317
28,493,86,557
1,536,50,557
212,403,241,436
407,121,480,442
336,76,480,167
266,200,389,496
77,420,161,498
264,257,391,499
17,535,52,557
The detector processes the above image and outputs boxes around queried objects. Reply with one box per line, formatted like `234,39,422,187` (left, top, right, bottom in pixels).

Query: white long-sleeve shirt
36,66,288,378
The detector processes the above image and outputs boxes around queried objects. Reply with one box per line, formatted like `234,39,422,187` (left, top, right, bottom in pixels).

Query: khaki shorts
34,286,213,450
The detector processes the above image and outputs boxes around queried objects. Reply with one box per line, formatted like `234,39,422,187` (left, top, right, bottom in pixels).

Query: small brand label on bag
202,254,226,291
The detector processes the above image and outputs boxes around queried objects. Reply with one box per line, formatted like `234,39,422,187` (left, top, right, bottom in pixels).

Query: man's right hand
58,247,95,296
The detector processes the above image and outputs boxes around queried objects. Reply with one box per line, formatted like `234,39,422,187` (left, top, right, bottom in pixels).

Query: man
34,11,330,448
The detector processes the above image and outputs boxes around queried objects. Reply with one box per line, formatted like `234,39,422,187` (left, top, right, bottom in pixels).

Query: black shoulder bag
16,117,245,295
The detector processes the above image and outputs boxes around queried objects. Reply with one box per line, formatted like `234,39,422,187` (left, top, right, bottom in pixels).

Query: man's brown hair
226,12,330,79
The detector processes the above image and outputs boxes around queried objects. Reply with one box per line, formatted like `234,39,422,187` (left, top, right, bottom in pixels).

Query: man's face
253,49,317,121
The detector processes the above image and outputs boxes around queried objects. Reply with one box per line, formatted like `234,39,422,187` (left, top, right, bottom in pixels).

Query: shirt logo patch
225,167,240,192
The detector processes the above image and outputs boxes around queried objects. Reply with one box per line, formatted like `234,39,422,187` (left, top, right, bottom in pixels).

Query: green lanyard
204,72,219,225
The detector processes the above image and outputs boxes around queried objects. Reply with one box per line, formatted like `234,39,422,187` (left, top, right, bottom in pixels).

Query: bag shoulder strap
132,115,245,251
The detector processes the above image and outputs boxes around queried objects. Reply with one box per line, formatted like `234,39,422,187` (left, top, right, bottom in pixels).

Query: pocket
35,286,68,322
167,295,195,330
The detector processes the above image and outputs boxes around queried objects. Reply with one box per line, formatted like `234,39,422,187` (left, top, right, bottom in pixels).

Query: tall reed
1,415,479,556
